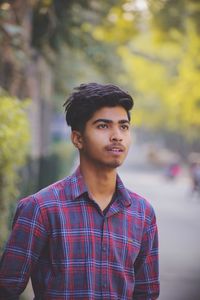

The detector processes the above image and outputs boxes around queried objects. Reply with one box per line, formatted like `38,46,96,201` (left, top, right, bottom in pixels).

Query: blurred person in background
165,161,181,181
0,83,159,299
190,161,200,198
188,153,200,199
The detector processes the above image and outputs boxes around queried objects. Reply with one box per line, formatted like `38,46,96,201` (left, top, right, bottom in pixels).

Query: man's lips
105,144,125,153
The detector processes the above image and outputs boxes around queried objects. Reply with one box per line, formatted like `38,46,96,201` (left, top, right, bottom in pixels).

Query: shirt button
103,282,107,288
102,245,106,251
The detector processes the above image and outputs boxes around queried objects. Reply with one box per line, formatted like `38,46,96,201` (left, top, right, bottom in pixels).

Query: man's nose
110,129,123,142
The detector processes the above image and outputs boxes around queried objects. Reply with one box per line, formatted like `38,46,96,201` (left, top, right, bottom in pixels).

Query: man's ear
71,130,83,150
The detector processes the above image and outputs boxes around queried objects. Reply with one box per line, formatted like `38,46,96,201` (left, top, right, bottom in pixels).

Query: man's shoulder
126,188,148,204
125,188,156,219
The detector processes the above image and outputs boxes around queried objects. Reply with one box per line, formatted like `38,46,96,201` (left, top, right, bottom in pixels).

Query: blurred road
119,144,200,300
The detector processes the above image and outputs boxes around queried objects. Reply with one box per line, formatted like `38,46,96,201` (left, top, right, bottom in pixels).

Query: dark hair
63,82,134,131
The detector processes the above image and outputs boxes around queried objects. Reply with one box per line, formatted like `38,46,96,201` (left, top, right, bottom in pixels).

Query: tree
0,91,30,251
97,0,200,147
148,0,200,40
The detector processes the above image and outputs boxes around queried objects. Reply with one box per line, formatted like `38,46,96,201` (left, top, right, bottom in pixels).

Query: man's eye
121,124,129,130
97,124,108,129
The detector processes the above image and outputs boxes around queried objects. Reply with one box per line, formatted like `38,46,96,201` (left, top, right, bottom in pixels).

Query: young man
0,83,159,299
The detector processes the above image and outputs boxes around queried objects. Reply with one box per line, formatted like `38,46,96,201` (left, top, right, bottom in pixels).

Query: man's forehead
90,106,129,121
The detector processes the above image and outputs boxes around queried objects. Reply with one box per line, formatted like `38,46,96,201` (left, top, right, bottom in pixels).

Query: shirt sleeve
133,205,160,300
0,196,48,299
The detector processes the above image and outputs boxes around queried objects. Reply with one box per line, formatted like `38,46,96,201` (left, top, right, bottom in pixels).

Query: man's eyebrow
119,120,130,124
92,118,130,124
92,119,112,125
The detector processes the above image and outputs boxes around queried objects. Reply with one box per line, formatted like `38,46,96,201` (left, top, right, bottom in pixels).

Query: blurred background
0,0,200,299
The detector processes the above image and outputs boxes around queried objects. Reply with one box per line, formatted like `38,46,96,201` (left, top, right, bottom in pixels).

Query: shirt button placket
102,245,106,252
101,217,108,296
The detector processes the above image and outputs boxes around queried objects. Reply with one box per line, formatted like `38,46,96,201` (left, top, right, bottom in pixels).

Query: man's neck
79,161,117,211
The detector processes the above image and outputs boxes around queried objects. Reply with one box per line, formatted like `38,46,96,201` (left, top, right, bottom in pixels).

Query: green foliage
107,2,200,142
149,0,200,40
0,92,30,250
31,0,117,53
31,0,129,105
1,0,200,145
118,25,200,139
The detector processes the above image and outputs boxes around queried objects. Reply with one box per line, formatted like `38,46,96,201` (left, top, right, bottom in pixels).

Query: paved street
120,145,200,300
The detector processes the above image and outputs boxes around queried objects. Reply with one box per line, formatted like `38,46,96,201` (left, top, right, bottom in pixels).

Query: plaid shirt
0,167,159,300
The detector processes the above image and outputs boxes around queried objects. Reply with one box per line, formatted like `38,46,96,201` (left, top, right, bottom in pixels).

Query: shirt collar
116,173,132,207
67,167,88,200
67,166,131,207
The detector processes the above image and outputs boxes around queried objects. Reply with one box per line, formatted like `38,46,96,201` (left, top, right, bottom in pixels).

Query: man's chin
105,159,123,169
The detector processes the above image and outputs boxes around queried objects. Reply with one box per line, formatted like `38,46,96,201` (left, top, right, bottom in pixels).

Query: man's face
72,106,132,170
